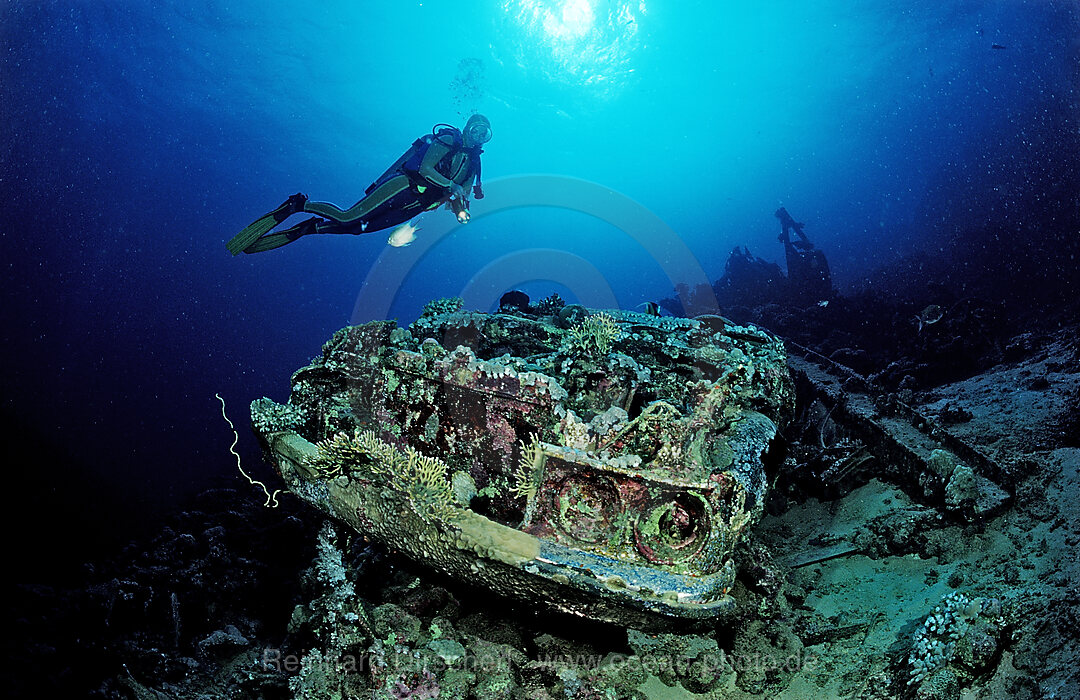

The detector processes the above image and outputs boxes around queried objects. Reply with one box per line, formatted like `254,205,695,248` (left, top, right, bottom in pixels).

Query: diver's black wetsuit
227,116,488,255
306,126,482,234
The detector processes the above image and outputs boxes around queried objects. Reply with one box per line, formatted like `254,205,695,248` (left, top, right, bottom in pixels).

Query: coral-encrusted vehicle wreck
250,299,794,628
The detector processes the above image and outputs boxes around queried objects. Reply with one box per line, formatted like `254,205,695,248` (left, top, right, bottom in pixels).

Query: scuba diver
226,114,491,255
775,206,833,302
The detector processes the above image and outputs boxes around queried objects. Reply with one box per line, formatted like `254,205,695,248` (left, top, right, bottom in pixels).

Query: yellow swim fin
226,214,279,255
226,193,308,256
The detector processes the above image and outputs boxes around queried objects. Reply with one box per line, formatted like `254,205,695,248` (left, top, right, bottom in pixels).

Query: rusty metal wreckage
244,297,1009,629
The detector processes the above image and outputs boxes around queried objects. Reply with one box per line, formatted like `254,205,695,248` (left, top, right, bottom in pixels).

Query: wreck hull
251,306,794,627
263,429,751,628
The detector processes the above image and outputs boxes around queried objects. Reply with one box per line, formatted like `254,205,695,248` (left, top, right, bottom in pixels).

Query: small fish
991,43,1007,50
638,301,662,316
913,304,945,332
817,300,829,307
387,219,420,247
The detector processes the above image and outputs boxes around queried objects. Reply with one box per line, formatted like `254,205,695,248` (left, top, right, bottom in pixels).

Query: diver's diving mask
463,114,492,146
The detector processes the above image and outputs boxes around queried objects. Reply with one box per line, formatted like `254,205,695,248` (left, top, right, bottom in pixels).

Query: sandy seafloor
750,328,1080,698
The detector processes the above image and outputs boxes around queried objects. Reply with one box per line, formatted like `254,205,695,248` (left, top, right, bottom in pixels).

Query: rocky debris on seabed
8,486,316,699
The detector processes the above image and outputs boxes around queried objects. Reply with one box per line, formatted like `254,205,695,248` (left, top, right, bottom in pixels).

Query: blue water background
2,1,1076,563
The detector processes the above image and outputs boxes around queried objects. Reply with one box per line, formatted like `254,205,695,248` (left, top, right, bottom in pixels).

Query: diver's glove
473,184,484,200
448,185,471,223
